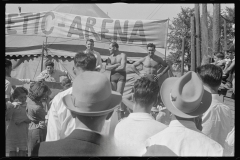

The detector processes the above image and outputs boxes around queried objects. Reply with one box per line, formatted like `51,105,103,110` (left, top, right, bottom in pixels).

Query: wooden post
195,4,201,67
201,4,209,65
213,4,221,54
41,42,44,72
224,19,227,51
191,16,196,71
181,37,185,76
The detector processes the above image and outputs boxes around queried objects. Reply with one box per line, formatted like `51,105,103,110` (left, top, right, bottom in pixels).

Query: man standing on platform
131,43,170,106
84,39,102,72
105,42,127,120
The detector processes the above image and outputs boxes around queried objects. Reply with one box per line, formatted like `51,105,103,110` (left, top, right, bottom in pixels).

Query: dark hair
45,60,54,67
5,59,12,68
196,64,222,89
214,52,225,60
28,81,51,102
12,87,28,100
61,78,72,89
147,43,156,49
86,39,94,44
74,51,96,71
133,77,159,107
110,42,119,49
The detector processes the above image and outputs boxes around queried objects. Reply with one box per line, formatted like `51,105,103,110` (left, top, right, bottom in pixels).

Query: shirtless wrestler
106,42,127,120
131,43,170,106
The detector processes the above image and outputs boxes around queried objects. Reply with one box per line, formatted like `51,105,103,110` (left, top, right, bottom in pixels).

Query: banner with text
6,11,168,48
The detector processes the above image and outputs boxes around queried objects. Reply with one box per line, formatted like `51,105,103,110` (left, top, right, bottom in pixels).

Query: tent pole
164,18,170,61
41,41,44,72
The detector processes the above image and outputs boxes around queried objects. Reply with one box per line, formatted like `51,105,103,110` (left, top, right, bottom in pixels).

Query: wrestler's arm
223,59,235,75
105,58,121,71
131,57,145,76
115,53,127,72
156,58,169,79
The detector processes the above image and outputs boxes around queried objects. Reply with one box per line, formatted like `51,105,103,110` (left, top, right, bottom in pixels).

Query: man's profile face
46,65,54,74
147,47,155,56
109,44,116,54
86,41,94,50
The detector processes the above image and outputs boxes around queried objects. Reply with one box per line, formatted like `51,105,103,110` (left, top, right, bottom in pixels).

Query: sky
6,3,234,55
6,3,234,21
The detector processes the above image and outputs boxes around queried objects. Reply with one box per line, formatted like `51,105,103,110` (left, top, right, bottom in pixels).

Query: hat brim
160,77,212,118
62,91,122,116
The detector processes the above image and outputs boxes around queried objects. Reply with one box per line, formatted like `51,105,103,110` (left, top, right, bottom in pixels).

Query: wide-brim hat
63,71,122,116
160,71,212,118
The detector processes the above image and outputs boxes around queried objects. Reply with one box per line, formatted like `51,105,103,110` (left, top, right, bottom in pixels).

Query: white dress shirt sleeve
202,103,232,148
45,97,61,141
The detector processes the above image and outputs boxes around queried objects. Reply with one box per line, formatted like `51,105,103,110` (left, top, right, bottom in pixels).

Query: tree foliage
167,7,194,71
167,5,235,71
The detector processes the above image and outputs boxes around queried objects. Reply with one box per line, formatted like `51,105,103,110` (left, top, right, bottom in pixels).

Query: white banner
6,11,168,48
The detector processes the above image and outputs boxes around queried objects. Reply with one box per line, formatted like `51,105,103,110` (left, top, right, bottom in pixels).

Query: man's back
146,120,223,156
33,129,106,156
202,94,233,149
114,113,166,156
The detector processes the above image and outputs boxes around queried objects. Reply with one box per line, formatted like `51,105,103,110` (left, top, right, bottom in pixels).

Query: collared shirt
114,112,167,156
224,127,234,156
5,76,31,98
27,98,47,130
202,94,233,150
46,87,113,142
145,120,223,156
36,69,67,82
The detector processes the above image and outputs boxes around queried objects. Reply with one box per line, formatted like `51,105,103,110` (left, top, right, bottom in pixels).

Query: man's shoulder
51,87,72,104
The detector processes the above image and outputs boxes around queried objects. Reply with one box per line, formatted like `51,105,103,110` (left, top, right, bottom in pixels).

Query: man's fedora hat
160,71,212,118
63,71,122,116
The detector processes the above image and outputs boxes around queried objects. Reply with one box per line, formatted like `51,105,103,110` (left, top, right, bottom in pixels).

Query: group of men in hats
30,40,233,156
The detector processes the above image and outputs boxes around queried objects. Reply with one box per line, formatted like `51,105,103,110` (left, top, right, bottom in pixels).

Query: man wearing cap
32,72,122,156
144,71,223,156
84,39,102,72
197,64,233,155
114,77,166,156
45,51,97,142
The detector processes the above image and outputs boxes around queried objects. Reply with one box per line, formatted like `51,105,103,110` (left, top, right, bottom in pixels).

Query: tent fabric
6,4,171,98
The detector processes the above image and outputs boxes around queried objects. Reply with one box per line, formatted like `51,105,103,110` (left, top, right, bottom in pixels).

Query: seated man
211,52,226,70
32,72,122,156
36,60,69,82
114,76,167,156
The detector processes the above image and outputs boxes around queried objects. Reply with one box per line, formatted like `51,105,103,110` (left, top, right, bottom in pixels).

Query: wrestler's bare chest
109,54,122,64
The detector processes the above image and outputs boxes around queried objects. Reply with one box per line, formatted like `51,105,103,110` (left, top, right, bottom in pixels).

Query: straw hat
63,71,122,116
160,71,212,118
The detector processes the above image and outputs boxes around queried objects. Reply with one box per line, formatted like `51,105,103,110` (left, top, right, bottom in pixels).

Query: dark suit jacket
32,129,106,156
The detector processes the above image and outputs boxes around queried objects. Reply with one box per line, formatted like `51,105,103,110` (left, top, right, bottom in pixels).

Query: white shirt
46,87,115,141
145,120,223,156
202,94,233,150
114,113,167,156
5,76,31,98
93,50,102,71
